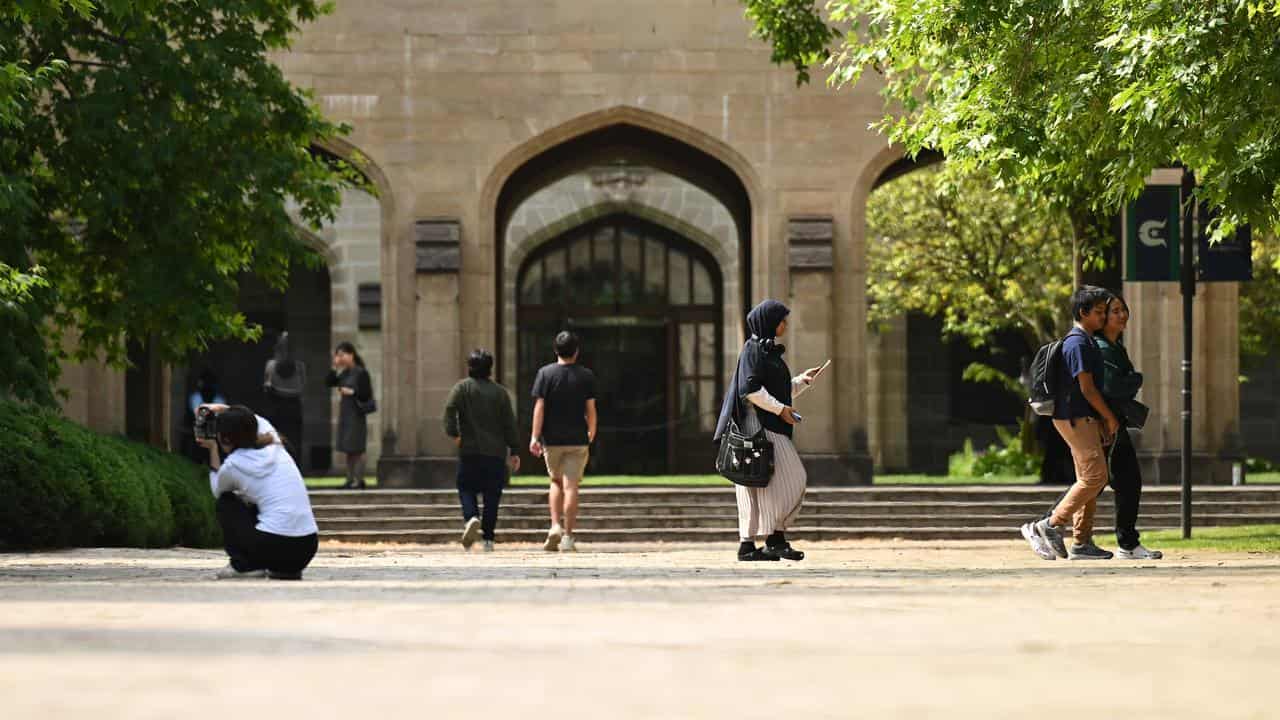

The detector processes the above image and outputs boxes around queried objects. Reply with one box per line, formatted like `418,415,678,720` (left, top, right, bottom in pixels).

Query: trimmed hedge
0,398,221,550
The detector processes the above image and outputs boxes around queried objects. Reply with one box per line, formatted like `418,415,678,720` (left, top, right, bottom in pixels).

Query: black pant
457,455,506,541
1042,427,1144,550
216,494,318,574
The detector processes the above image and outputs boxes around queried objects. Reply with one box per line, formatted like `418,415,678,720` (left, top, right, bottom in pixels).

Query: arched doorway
517,213,723,474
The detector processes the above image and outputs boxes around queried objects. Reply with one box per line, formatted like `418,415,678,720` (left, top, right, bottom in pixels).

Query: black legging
1042,427,1143,550
216,494,318,574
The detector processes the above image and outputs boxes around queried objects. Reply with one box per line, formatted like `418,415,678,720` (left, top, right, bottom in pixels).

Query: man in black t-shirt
529,330,597,552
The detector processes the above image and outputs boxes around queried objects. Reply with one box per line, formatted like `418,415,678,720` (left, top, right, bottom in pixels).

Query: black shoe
738,548,780,562
763,544,805,561
267,569,303,580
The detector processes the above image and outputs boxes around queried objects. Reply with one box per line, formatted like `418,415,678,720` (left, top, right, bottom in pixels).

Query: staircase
311,486,1280,544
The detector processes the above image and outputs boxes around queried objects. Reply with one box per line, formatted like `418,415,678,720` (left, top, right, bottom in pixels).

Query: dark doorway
516,214,722,474
173,262,333,474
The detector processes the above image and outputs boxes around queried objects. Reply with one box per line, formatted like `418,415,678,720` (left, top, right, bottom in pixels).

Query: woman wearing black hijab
715,299,825,561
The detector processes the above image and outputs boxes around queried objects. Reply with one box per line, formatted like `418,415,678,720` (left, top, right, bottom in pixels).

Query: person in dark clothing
325,341,374,489
1036,416,1075,485
1039,294,1162,559
714,299,826,562
1021,285,1122,561
182,370,227,464
262,332,306,463
529,330,597,552
444,349,521,551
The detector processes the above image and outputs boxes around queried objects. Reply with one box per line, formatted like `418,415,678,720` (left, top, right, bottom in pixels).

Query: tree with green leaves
1240,232,1280,369
743,0,1280,272
867,165,1074,397
2,0,359,404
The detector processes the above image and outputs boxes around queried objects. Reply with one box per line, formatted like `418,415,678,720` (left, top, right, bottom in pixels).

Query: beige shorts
544,445,589,482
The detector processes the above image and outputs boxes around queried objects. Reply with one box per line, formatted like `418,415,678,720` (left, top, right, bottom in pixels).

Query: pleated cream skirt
734,420,808,540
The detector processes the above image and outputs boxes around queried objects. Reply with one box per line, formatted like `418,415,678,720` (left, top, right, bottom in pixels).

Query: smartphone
791,412,804,423
817,359,832,376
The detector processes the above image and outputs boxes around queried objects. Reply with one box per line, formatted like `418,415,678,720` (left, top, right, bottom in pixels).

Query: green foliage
867,165,1073,350
949,427,1041,478
742,0,840,85
0,397,220,550
745,0,1280,244
1240,232,1280,367
0,263,58,405
2,0,362,383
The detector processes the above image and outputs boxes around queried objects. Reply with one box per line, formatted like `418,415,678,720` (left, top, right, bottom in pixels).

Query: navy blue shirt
1053,327,1104,420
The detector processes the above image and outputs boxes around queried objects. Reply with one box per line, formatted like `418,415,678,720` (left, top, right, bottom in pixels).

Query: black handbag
716,412,774,488
355,395,378,415
1115,398,1148,429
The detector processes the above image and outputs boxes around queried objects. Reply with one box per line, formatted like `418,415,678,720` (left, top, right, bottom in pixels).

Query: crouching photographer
196,404,319,580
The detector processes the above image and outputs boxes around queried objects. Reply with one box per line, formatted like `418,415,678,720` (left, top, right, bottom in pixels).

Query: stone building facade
60,0,1248,484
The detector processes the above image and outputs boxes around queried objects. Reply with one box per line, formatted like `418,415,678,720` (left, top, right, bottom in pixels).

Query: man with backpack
1022,285,1123,561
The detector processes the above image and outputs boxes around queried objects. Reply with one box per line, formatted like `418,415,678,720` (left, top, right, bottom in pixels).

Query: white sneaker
461,517,482,549
482,540,494,552
543,524,563,552
215,563,266,580
1117,544,1163,560
1021,522,1056,560
560,534,577,552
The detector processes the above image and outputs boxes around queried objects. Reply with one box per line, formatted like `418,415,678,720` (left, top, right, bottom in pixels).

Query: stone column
1125,280,1243,484
789,216,872,484
867,314,909,472
379,219,463,488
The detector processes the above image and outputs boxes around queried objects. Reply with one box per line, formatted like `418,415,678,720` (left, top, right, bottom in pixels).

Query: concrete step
316,512,1280,534
311,499,1280,520
308,486,1280,507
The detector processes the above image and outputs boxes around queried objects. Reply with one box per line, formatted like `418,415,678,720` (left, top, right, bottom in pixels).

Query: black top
1052,327,1104,420
325,366,372,403
531,362,597,446
715,299,795,440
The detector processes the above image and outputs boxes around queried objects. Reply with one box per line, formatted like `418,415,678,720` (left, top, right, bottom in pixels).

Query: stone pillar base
800,453,874,486
1137,452,1243,486
377,455,456,489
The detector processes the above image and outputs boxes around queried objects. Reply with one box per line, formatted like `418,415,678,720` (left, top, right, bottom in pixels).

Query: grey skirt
336,396,368,454
734,407,807,539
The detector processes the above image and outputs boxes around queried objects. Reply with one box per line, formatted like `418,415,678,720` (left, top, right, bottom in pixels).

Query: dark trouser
457,454,506,541
1041,427,1143,550
216,494,319,574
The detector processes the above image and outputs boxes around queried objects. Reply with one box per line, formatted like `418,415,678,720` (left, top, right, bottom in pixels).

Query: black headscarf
714,299,793,441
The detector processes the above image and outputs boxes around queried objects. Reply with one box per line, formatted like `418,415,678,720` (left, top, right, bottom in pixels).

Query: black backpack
1027,334,1068,416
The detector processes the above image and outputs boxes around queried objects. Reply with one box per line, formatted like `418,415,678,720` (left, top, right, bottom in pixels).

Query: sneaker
1068,542,1114,560
215,564,266,580
1033,519,1069,559
543,524,563,552
1021,522,1056,561
461,517,482,550
1117,544,1163,560
560,534,577,552
482,540,494,552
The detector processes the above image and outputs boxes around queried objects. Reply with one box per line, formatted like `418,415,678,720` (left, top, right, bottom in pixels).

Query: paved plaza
2,540,1278,719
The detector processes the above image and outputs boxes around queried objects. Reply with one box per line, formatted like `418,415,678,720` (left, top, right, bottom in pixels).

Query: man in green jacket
443,349,521,551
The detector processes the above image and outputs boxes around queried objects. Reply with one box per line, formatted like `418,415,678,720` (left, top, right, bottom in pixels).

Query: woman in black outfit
326,341,374,489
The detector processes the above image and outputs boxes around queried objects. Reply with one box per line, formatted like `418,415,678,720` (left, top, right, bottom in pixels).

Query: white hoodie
209,415,318,537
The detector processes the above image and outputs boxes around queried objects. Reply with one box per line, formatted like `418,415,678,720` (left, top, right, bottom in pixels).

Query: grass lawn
307,473,1038,488
1247,472,1280,484
1144,524,1280,553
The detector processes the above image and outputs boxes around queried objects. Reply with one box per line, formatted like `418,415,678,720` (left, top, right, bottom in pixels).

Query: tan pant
543,445,589,482
1049,417,1110,543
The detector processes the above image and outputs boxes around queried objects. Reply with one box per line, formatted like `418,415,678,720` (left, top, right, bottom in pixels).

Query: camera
193,406,221,440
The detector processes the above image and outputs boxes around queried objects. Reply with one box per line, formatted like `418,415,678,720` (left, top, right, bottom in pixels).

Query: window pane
644,237,665,303
700,380,717,433
678,379,698,437
680,323,696,377
591,226,616,305
619,229,642,304
520,261,543,305
693,259,714,305
698,323,715,378
543,248,567,306
568,235,591,305
668,249,690,305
